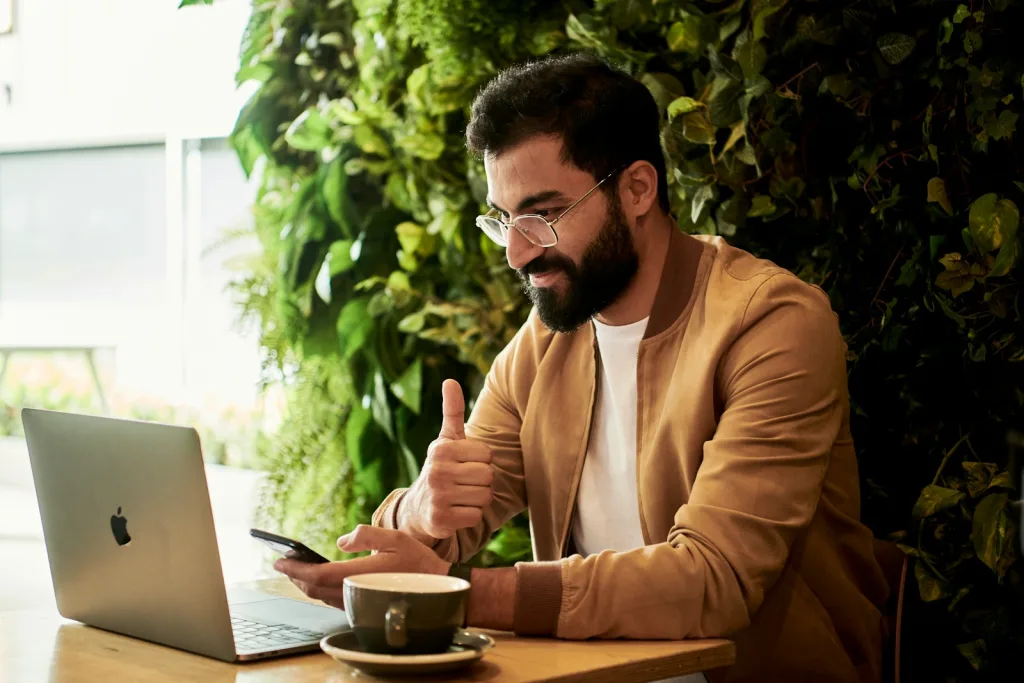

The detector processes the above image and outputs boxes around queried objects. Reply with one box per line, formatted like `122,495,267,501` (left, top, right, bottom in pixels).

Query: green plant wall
210,0,1022,678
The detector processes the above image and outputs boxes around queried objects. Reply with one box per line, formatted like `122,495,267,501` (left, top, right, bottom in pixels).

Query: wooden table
0,579,734,683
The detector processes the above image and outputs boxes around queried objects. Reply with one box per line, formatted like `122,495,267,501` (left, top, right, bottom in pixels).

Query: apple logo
110,507,131,546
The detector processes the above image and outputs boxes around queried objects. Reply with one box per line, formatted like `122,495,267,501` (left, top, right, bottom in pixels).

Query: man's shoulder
693,235,835,324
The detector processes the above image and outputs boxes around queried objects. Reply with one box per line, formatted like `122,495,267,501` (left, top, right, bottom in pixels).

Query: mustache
518,253,577,279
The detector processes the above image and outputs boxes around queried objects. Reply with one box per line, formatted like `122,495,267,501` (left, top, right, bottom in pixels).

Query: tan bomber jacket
373,228,889,682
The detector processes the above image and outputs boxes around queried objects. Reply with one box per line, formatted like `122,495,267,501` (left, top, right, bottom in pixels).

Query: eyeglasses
475,166,625,248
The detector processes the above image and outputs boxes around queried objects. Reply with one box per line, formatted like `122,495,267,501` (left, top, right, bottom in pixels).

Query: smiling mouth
528,271,562,287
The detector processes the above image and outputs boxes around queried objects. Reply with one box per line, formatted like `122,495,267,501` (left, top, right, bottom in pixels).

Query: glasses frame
476,164,627,248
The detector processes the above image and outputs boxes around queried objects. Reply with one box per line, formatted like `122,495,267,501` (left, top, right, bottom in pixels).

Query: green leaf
1015,181,1024,195
939,252,964,271
667,96,704,120
178,0,214,6
745,75,772,99
937,18,954,48
936,267,983,297
987,471,1013,490
987,110,1018,140
953,4,970,24
990,238,1020,277
328,240,355,275
721,121,746,157
963,462,998,497
719,14,743,43
396,132,445,160
641,72,686,117
667,16,701,54
715,195,749,236
914,560,949,602
337,298,373,359
607,0,651,30
345,403,372,473
353,125,390,156
877,33,916,65
387,270,411,292
733,32,768,80
709,77,744,127
957,640,986,671
927,177,953,215
753,0,787,40
972,493,1015,577
390,357,423,414
682,112,716,145
969,193,1019,253
747,195,776,218
395,222,425,254
397,311,426,333
285,109,333,152
963,31,982,54
708,45,743,82
371,371,395,441
691,184,715,223
322,159,352,235
912,485,965,518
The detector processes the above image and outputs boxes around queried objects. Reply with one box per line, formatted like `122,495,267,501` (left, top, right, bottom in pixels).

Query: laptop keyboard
231,616,325,651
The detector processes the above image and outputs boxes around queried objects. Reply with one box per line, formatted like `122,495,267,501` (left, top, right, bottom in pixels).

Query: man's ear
619,160,660,222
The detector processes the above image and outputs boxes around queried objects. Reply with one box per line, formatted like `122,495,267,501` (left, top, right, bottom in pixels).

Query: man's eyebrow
486,190,569,215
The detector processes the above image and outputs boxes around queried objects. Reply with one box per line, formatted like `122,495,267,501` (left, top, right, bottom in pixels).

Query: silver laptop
21,408,349,662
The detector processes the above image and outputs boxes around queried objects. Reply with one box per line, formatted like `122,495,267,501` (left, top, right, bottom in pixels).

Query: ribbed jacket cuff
371,489,407,530
513,561,563,636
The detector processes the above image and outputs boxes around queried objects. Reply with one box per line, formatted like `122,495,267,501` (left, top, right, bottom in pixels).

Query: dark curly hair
466,52,670,213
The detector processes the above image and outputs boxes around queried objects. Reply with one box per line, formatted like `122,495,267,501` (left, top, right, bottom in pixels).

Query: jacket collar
643,228,707,339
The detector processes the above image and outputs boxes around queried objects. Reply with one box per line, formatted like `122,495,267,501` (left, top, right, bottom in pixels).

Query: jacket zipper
635,345,652,546
558,333,601,558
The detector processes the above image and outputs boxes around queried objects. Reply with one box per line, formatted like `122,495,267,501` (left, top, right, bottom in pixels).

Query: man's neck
593,212,673,327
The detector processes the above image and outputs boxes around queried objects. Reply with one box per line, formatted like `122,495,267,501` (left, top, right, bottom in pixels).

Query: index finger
452,441,492,464
274,558,340,587
274,555,395,587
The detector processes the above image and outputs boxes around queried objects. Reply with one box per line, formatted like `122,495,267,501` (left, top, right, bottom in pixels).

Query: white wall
0,0,252,149
0,1,264,408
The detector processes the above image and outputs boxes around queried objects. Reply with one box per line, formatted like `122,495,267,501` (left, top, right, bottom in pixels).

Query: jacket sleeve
371,318,532,564
513,274,847,639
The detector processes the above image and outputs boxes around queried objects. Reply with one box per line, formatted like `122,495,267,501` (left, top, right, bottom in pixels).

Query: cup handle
385,600,409,649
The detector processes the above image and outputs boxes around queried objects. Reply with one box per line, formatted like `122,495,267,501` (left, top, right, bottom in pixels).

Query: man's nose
505,224,545,271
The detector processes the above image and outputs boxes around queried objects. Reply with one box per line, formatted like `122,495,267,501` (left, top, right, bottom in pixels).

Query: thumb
438,379,466,440
337,525,399,553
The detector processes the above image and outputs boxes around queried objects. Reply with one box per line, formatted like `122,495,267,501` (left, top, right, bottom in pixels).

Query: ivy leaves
937,193,1021,297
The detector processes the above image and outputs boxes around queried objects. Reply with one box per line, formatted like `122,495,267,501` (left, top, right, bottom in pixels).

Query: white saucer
319,629,495,676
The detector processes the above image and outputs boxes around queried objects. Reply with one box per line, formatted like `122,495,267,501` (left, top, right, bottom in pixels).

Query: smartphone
250,528,330,564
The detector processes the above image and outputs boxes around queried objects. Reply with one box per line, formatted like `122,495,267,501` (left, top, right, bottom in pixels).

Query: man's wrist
466,567,516,632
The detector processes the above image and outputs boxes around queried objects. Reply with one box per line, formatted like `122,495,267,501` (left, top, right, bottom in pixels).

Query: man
275,53,890,683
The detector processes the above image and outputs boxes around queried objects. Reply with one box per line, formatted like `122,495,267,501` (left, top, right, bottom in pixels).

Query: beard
517,195,639,334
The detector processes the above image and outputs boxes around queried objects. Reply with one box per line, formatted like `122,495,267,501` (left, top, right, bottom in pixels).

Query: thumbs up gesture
400,380,494,542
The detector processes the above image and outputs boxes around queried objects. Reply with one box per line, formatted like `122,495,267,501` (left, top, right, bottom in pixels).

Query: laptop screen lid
22,408,237,661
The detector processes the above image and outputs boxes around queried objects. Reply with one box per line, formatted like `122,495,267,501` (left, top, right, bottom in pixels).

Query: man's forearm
466,567,516,631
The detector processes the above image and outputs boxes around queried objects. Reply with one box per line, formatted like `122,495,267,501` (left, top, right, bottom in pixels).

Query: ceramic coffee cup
343,573,470,655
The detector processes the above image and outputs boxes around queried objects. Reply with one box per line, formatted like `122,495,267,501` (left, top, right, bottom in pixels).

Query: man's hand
399,379,494,543
273,526,450,610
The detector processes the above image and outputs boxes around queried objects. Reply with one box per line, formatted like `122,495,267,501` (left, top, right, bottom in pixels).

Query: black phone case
250,528,330,564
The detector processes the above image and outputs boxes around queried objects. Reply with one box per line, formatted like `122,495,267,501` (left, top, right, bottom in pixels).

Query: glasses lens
515,216,557,248
476,216,508,246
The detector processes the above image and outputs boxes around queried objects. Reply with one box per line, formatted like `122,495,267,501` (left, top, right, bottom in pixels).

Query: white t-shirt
572,315,649,556
571,316,708,683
